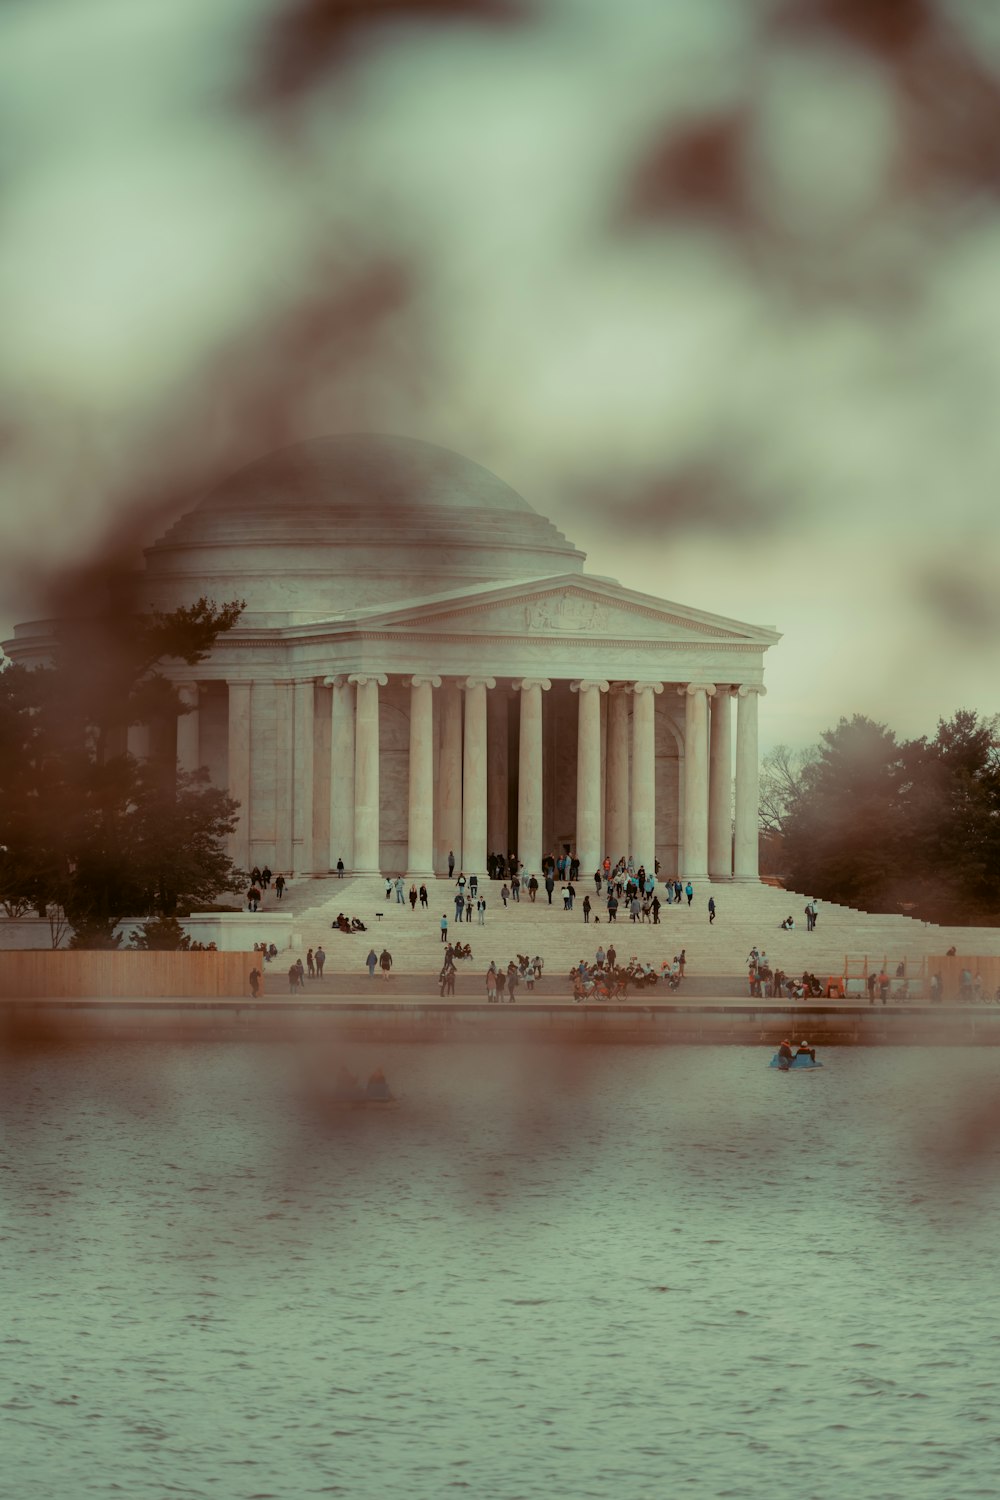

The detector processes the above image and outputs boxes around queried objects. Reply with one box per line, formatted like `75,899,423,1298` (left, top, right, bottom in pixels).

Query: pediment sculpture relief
523,592,614,633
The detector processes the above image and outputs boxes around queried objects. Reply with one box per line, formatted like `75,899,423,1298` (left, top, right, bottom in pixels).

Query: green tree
782,715,910,912
0,597,246,946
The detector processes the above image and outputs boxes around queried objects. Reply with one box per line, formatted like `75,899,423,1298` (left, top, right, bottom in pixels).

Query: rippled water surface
3,1042,1000,1500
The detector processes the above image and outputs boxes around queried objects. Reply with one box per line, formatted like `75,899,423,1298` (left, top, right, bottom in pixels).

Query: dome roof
142,434,584,618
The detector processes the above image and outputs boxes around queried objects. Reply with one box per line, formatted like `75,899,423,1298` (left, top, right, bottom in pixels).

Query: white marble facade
4,435,779,879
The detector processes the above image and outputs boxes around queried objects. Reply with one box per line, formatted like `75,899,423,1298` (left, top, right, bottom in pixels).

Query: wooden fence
0,950,256,1000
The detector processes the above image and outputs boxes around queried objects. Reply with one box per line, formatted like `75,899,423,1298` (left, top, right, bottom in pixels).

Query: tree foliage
779,710,1000,924
0,597,246,946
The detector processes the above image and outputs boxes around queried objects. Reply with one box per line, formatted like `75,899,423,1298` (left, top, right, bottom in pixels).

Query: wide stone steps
279,876,1000,980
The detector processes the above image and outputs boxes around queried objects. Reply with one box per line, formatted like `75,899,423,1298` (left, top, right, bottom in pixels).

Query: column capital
462,676,496,691
629,681,663,697
512,678,551,692
407,675,442,689
678,682,717,697
736,683,767,698
348,673,388,688
323,674,347,687
570,679,610,694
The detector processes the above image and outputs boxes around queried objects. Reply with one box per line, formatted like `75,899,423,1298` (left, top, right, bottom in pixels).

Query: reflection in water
2,1043,1000,1499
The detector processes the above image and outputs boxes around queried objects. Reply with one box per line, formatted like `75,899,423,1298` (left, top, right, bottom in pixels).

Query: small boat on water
769,1054,823,1070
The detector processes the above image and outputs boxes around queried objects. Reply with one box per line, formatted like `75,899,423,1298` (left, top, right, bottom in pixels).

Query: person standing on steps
261,865,272,890
708,896,716,924
275,873,286,900
477,896,486,925
315,945,326,978
419,884,428,908
582,894,592,923
306,948,315,977
379,948,393,981
366,948,378,978
440,914,449,943
409,883,418,910
394,876,405,905
545,872,555,905
336,857,345,878
448,849,455,878
685,881,694,906
528,874,538,903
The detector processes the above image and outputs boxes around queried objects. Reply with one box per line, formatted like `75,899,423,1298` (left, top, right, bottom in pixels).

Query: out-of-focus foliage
779,709,1000,923
0,600,246,947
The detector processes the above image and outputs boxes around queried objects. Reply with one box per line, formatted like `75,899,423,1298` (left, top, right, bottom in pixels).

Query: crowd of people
245,866,287,911
568,946,686,1001
747,947,825,999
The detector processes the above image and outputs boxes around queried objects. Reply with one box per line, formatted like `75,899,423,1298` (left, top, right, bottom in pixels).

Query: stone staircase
278,875,1000,987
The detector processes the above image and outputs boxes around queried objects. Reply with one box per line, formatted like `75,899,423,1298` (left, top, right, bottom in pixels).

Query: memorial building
5,434,779,881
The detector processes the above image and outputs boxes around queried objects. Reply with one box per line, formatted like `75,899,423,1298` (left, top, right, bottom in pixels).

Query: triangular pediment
336,574,780,645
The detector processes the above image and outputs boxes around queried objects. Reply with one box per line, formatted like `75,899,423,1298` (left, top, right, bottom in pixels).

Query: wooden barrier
0,950,255,1000
928,955,1000,1002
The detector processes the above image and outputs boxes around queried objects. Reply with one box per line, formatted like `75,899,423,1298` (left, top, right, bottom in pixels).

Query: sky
1,0,999,752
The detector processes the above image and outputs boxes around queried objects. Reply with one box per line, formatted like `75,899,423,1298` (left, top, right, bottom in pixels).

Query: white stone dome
140,434,585,619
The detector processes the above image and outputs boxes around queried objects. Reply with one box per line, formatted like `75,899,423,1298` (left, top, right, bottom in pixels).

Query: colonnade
174,676,765,881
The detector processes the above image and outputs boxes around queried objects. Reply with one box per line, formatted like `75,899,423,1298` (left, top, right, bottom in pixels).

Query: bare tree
759,744,815,836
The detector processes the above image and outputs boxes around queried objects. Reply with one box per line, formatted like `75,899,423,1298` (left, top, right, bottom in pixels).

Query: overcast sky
2,0,999,751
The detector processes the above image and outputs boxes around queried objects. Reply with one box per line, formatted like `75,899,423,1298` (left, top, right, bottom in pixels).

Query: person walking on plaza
501,883,510,907
685,881,694,906
287,963,298,993
486,963,497,1002
511,873,520,901
440,914,449,943
419,884,428,908
708,896,716,924
275,873,286,900
545,873,555,905
366,948,378,978
247,884,261,913
606,893,618,922
249,967,261,998
379,948,393,981
295,958,306,988
528,874,538,902
440,959,456,997
315,945,326,977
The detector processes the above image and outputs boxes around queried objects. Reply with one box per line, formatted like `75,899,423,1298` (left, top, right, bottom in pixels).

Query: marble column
571,680,609,879
679,682,716,879
513,678,550,877
349,673,387,873
486,687,509,858
461,677,495,880
438,682,463,873
274,682,294,872
227,681,252,872
708,687,734,879
629,682,663,875
293,679,316,876
734,684,765,880
175,685,200,774
407,675,440,875
605,685,630,863
325,676,355,872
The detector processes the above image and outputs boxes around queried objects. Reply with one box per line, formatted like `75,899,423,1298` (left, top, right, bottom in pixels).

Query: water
3,1041,1000,1500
